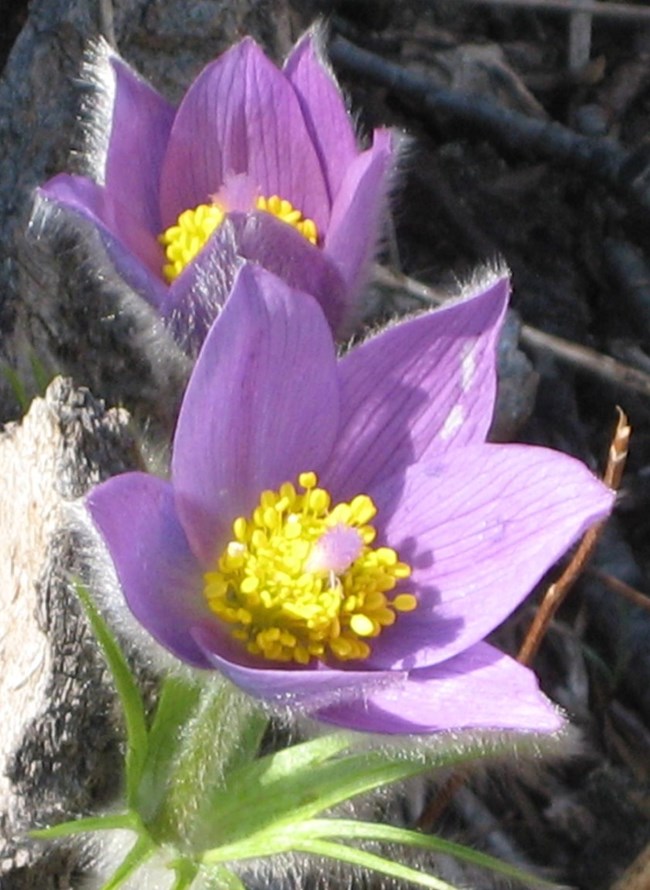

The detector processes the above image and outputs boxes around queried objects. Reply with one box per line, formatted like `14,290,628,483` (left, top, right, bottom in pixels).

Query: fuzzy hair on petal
75,37,118,185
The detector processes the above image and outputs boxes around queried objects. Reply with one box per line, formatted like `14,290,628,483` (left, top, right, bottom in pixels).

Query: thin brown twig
588,567,650,615
450,0,650,22
611,838,650,890
416,770,468,831
517,408,630,665
373,265,650,400
520,326,650,400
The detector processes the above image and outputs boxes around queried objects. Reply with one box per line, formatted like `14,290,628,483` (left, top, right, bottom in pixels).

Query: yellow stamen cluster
203,472,416,665
255,195,318,245
159,195,319,283
159,203,226,283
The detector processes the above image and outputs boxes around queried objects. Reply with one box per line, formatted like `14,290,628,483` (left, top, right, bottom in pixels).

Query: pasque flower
87,265,614,735
38,32,394,348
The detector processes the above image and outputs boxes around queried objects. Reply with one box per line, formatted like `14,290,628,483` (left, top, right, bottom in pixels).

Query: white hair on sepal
337,128,412,340
73,37,119,183
28,190,192,427
283,20,345,113
295,704,579,771
348,257,512,356
453,258,511,306
65,499,198,680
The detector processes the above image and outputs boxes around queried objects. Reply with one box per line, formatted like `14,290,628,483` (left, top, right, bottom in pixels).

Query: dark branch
330,36,650,227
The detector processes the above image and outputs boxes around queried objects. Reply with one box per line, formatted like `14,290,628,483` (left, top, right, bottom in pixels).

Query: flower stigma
203,472,416,665
159,195,318,282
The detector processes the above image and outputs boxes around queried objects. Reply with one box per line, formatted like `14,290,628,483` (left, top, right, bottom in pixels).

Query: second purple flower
38,32,394,349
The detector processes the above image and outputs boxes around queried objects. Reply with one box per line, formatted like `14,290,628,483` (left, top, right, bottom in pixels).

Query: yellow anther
349,614,375,637
255,194,318,245
159,202,226,283
203,471,416,666
240,576,259,594
233,518,247,541
393,593,418,612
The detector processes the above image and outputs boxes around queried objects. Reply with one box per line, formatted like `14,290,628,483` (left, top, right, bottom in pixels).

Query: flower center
159,195,318,283
203,472,416,665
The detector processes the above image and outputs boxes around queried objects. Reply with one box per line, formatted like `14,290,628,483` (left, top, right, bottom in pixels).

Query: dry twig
568,0,592,73
517,408,630,665
449,0,650,22
374,265,650,400
611,839,650,890
587,568,650,616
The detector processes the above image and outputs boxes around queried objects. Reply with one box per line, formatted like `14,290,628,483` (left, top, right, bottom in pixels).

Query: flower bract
87,264,614,735
38,32,394,350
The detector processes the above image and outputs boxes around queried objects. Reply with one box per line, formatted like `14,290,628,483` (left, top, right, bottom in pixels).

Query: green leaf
196,730,356,851
209,730,354,798
137,674,203,823
1,363,30,412
99,833,155,890
288,819,557,887
73,581,148,808
202,734,490,849
201,829,458,890
30,811,138,840
292,838,460,890
29,351,53,394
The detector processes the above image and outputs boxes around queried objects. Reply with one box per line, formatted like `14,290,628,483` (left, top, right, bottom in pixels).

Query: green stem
169,858,199,890
151,675,268,851
99,833,155,890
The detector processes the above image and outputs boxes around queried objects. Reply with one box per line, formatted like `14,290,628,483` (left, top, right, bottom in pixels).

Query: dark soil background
1,1,649,888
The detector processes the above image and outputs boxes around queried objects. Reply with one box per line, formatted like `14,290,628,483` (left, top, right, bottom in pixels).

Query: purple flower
86,265,614,735
38,33,394,349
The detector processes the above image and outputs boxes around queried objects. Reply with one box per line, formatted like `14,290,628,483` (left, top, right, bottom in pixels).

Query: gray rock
0,376,138,889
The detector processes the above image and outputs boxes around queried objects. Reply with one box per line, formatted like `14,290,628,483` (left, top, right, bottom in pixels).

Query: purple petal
162,210,350,351
159,39,330,233
161,218,242,354
228,211,348,334
103,52,175,232
172,264,340,566
39,175,168,309
324,129,394,304
316,642,564,734
284,30,358,203
86,472,211,668
363,444,614,671
321,275,508,500
192,625,405,707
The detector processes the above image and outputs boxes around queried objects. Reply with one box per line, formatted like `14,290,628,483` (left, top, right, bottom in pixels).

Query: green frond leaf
291,819,558,887
30,812,138,840
73,580,148,808
284,838,460,890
